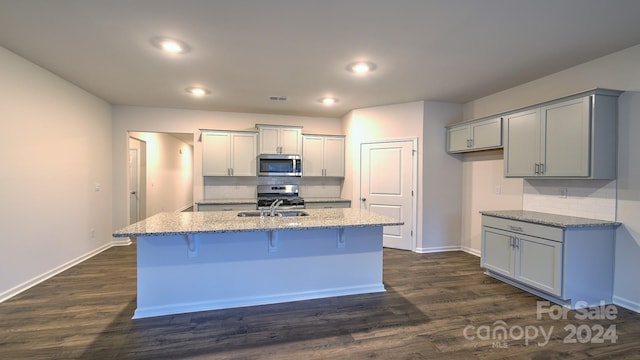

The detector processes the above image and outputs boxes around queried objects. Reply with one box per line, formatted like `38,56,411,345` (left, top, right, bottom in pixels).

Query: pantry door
360,140,416,251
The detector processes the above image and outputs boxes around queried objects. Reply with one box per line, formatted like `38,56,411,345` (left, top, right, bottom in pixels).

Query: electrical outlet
559,187,568,198
90,228,95,238
494,185,502,195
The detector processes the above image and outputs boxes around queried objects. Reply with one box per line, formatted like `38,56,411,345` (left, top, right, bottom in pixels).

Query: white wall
461,44,640,311
342,100,463,252
0,46,113,301
460,151,522,255
129,132,194,216
422,101,464,252
614,91,640,312
112,106,342,231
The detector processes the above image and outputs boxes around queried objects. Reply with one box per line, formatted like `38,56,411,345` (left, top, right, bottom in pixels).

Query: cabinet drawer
197,203,256,211
482,215,564,242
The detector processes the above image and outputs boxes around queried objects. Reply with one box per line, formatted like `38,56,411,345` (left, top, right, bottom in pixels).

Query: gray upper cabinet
504,90,620,179
446,117,502,153
256,124,302,154
302,134,345,177
201,130,257,177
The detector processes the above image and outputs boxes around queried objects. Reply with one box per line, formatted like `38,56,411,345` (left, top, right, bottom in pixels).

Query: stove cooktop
256,184,304,208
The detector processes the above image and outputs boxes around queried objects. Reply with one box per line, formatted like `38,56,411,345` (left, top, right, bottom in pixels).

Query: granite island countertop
480,210,621,228
113,208,402,237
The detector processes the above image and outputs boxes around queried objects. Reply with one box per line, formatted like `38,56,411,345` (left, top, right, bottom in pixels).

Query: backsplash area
203,176,342,200
203,177,259,199
522,179,617,221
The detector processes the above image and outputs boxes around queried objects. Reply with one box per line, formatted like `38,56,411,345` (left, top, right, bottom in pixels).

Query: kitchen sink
275,210,309,217
237,211,262,217
237,210,309,217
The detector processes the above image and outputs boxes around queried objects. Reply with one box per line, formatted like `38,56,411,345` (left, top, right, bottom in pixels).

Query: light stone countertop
195,198,350,205
480,210,621,228
303,198,351,203
113,208,403,237
195,199,257,205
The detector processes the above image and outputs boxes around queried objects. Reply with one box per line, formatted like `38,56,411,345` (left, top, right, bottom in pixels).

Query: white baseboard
0,242,115,303
175,203,194,212
613,295,640,313
111,237,132,246
461,246,481,257
414,245,462,253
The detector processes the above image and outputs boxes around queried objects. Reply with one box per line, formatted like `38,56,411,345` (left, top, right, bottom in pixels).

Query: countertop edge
480,210,621,229
113,221,404,237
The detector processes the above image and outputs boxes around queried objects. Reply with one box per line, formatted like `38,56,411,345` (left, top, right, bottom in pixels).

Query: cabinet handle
513,237,520,249
534,163,540,174
539,163,545,175
509,225,523,232
469,139,473,147
230,168,234,176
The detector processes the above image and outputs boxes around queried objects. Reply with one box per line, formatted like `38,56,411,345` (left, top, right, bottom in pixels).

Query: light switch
94,182,101,192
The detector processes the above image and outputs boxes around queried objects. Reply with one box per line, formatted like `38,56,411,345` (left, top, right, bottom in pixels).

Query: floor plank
1,244,639,359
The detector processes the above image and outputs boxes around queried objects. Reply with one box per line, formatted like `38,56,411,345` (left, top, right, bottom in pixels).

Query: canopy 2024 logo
462,301,618,348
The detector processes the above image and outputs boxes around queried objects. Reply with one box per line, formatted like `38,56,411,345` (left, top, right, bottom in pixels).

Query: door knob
361,198,367,202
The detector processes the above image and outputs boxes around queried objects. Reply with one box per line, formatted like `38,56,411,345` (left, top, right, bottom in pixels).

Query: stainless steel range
256,184,305,210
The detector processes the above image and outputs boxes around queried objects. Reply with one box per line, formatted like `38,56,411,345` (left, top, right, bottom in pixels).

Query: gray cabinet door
302,135,324,176
514,234,563,296
504,109,541,177
202,132,230,176
541,96,591,177
471,117,502,150
481,227,514,278
229,132,257,176
323,136,345,177
447,125,470,152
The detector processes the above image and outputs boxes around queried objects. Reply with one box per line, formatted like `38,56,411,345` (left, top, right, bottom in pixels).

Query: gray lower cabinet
481,215,615,308
305,201,351,209
197,203,256,211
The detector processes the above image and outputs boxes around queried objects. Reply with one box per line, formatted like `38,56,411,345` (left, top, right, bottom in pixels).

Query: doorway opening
128,132,194,224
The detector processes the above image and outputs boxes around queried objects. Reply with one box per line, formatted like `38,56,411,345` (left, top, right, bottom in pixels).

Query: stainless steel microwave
257,154,302,176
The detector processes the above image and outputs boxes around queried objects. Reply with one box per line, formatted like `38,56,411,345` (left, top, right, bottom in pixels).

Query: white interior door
128,147,139,224
360,140,415,250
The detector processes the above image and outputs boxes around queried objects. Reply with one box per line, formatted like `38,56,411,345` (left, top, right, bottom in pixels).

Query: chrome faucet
269,199,284,217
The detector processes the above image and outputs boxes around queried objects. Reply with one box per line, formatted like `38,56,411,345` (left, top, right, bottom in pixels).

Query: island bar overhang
113,209,403,319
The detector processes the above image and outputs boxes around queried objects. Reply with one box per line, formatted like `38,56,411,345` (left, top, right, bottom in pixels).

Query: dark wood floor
1,244,639,360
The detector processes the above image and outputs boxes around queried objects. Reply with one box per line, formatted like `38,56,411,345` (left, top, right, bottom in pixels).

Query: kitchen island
113,208,402,319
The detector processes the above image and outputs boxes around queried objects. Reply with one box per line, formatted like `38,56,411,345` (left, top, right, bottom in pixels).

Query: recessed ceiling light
319,97,338,105
185,87,211,97
346,61,377,74
151,36,191,54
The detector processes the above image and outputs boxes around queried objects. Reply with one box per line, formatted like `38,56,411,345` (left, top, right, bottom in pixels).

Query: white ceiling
1,0,640,118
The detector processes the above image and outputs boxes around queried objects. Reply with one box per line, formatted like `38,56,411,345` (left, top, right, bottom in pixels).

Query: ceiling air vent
268,96,287,101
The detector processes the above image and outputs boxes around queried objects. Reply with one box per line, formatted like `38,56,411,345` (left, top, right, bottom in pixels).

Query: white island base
134,226,384,319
